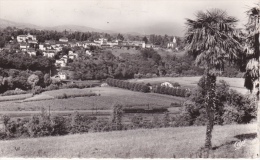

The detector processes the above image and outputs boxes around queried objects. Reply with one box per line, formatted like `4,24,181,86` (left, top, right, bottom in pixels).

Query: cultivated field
0,87,184,112
129,76,248,94
0,123,257,158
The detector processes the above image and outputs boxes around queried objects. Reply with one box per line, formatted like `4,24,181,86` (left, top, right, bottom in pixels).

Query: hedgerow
106,78,150,93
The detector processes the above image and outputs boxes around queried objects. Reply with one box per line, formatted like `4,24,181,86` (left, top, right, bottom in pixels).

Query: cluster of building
15,34,178,68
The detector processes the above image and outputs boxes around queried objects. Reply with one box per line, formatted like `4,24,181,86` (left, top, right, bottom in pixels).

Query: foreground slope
0,123,258,158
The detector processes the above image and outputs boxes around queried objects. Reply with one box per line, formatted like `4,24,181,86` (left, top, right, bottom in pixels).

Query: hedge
107,78,190,97
106,78,150,93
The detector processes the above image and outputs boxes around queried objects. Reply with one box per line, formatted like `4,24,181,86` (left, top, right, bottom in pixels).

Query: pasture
0,123,257,158
128,76,248,94
0,87,184,115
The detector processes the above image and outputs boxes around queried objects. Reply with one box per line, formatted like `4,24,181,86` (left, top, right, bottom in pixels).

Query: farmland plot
0,87,184,112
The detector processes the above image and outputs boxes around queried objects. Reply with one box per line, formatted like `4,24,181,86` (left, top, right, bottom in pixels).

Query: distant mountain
1,18,179,36
45,25,115,33
0,18,118,34
0,18,42,29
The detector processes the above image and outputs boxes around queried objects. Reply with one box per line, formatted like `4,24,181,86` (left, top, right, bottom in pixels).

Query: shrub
89,118,111,132
51,115,69,135
69,112,96,134
111,104,123,130
27,110,53,137
173,82,180,87
130,114,144,129
163,112,170,127
2,89,27,96
32,86,44,95
45,84,59,91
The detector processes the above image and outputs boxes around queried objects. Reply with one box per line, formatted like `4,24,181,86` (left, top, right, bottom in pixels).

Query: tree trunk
204,71,216,152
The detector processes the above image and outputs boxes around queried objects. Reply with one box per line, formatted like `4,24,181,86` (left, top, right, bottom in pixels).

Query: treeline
151,85,191,97
106,78,150,93
0,51,53,72
106,78,190,97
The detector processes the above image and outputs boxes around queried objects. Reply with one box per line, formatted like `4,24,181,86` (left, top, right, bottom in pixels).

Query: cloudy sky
0,0,258,36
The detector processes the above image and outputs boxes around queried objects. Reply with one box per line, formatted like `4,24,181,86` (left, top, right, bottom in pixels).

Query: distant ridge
0,18,125,34
0,18,180,36
0,18,42,29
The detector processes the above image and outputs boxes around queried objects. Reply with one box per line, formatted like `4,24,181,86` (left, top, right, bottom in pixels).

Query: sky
0,0,259,36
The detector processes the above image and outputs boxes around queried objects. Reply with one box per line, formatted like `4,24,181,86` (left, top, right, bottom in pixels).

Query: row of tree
152,85,190,97
106,78,150,93
0,51,53,73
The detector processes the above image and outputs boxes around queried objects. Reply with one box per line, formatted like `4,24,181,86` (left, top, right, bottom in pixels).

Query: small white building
85,50,92,56
68,51,78,59
43,51,55,58
55,59,66,67
17,33,37,43
27,49,36,56
58,72,67,80
142,42,154,49
94,38,108,45
59,37,68,42
19,43,29,51
161,82,174,88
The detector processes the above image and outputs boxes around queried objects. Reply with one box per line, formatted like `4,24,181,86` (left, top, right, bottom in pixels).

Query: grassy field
0,123,257,158
129,76,248,94
0,94,33,102
0,87,184,112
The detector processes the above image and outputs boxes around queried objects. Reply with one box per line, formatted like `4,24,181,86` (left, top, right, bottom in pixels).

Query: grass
0,123,257,158
0,87,184,112
0,94,33,102
129,76,248,94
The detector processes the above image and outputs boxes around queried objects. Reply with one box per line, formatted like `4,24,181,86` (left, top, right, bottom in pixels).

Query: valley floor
0,123,258,158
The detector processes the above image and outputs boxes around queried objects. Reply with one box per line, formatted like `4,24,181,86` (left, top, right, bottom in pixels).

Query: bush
27,108,52,137
69,112,96,134
111,104,123,130
174,77,257,127
32,86,44,95
2,89,27,96
52,115,70,135
45,84,59,91
173,82,180,87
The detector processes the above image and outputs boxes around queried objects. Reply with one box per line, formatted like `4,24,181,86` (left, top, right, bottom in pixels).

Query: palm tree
184,9,241,153
244,4,259,100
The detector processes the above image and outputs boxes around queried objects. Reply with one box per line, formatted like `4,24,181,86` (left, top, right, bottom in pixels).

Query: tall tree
244,4,259,100
184,9,241,154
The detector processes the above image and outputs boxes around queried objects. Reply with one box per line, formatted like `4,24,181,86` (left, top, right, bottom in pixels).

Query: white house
58,72,67,80
17,33,37,43
27,48,36,56
85,50,92,56
68,51,78,59
55,59,66,67
161,82,174,88
59,37,68,42
39,44,45,51
19,42,29,51
43,50,55,58
94,38,108,45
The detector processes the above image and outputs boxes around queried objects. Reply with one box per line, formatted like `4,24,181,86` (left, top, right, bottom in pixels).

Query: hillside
0,123,257,158
0,18,41,29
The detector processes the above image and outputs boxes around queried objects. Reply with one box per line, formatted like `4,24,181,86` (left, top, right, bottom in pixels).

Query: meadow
0,123,257,158
0,87,184,112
